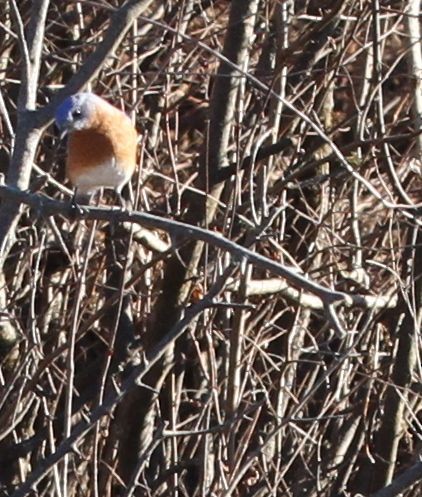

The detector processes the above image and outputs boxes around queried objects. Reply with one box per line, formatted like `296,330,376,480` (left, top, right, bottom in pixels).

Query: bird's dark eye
72,108,82,119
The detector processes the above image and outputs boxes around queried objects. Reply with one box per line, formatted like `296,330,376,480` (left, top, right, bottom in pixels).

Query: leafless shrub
0,1,421,496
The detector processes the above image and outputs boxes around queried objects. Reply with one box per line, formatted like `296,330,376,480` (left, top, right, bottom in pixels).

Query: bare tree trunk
369,0,422,489
126,0,259,491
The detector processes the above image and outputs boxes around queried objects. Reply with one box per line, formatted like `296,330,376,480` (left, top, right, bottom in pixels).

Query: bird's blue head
55,93,98,134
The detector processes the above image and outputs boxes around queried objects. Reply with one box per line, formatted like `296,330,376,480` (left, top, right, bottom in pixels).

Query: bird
55,92,138,205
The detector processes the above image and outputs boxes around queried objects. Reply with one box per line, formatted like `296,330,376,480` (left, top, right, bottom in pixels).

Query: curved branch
0,183,376,310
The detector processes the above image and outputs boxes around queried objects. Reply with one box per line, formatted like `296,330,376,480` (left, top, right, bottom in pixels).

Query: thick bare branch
0,184,345,305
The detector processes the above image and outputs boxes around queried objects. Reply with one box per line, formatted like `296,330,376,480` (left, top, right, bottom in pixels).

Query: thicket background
0,1,421,496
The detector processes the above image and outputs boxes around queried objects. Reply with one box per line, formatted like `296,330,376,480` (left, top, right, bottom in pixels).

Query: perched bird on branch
55,92,137,205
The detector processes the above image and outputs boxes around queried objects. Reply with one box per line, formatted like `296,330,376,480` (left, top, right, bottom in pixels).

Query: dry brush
0,1,421,496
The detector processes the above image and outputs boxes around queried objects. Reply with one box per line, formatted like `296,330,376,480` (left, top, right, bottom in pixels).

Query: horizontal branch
0,183,341,303
227,278,397,310
0,182,393,315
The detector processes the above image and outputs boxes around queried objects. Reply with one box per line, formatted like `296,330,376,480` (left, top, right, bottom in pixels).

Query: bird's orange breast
67,130,113,176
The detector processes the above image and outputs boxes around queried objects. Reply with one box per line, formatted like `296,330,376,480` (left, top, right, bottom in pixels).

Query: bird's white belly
74,160,130,194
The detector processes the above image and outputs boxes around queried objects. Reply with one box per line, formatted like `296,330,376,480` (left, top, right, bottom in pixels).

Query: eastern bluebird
55,92,137,204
